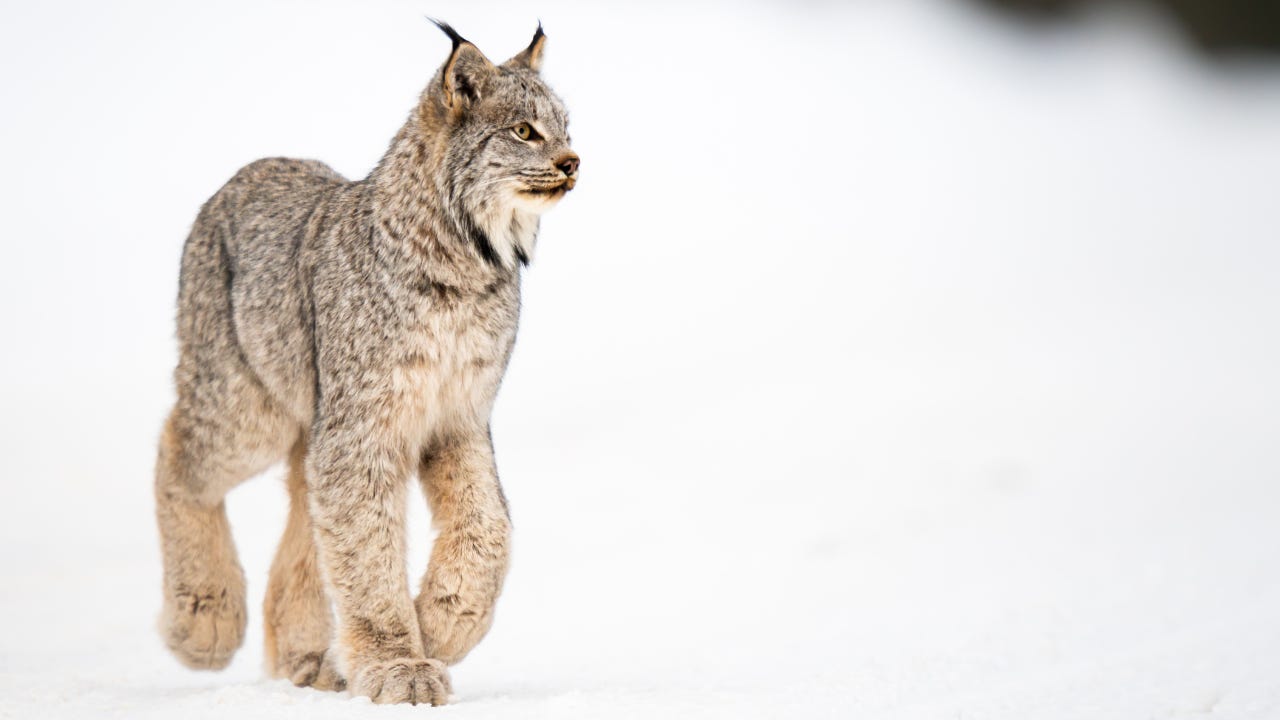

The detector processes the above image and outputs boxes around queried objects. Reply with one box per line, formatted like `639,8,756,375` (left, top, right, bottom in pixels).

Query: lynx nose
555,154,580,177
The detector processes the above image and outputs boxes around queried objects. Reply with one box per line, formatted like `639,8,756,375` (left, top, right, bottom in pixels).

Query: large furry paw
275,650,347,691
350,658,451,705
417,591,495,666
161,588,246,670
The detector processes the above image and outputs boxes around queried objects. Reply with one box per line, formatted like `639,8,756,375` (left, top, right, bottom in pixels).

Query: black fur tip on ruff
469,225,502,268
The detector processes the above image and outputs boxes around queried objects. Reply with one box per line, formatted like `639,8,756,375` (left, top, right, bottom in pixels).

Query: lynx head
419,21,577,267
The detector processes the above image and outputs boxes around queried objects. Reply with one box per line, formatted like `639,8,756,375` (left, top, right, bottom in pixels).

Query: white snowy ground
2,1,1279,718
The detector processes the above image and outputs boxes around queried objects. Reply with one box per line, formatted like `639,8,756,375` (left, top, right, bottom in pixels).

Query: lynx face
424,23,578,265
468,72,576,211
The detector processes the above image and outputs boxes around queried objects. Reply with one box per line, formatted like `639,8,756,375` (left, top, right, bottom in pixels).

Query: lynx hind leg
264,440,345,691
156,210,303,669
416,436,513,665
155,416,246,670
155,395,290,670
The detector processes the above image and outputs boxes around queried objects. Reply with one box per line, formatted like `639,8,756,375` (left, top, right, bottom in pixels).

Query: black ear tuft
427,17,469,50
504,21,547,72
427,18,497,111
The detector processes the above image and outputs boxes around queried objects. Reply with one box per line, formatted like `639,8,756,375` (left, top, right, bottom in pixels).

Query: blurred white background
1,1,1278,718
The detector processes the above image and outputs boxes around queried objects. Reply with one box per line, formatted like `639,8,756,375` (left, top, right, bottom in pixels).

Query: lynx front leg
416,433,513,665
307,431,450,705
264,440,344,691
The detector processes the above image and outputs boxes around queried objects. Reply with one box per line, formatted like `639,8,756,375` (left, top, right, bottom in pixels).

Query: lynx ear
504,22,546,72
431,19,497,110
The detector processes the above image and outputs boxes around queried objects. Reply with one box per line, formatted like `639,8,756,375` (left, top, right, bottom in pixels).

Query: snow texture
2,1,1279,718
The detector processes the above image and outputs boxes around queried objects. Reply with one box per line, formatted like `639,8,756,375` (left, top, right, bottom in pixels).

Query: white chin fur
511,190,563,213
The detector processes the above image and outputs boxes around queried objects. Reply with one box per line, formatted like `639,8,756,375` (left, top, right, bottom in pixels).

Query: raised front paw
351,658,451,705
416,591,495,665
161,588,246,670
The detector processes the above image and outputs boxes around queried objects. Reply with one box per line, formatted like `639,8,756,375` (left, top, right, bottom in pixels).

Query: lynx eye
512,122,539,141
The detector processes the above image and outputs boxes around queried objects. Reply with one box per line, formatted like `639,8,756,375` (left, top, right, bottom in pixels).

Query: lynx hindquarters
155,210,299,669
155,21,575,706
155,409,289,671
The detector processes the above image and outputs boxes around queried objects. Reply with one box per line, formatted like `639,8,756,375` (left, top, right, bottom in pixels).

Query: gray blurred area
975,0,1280,55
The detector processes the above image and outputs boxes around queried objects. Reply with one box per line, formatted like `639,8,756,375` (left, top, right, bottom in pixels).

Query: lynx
153,22,577,705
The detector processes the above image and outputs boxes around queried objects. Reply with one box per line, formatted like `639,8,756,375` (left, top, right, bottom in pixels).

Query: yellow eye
513,122,533,141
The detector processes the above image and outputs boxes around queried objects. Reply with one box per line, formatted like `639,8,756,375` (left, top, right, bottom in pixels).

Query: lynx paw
417,593,494,665
424,594,494,661
162,588,246,670
351,658,451,705
277,650,347,691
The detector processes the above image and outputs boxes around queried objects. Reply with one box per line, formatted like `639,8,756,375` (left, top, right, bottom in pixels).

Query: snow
2,1,1279,718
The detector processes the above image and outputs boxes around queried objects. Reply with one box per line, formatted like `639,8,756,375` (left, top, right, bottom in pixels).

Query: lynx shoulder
153,22,577,705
